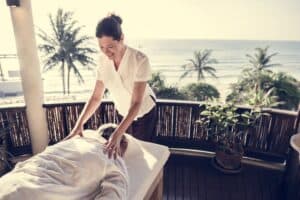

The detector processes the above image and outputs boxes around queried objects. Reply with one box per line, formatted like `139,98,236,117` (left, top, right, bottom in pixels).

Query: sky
1,0,300,54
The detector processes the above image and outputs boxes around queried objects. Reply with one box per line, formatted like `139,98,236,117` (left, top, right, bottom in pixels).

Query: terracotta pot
215,148,243,170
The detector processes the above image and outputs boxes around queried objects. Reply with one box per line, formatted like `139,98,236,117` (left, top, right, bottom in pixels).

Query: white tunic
96,46,156,119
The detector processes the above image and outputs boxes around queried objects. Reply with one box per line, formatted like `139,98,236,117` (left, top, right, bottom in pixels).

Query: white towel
0,136,129,200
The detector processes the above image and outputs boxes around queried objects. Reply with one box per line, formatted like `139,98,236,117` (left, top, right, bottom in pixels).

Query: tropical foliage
182,83,220,101
38,9,97,94
197,103,262,152
180,49,218,81
149,72,220,101
148,72,166,94
156,87,188,100
227,47,300,110
149,72,187,100
245,46,280,74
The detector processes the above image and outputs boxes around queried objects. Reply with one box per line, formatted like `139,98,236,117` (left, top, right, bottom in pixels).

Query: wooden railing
154,100,299,162
0,105,31,156
0,100,299,162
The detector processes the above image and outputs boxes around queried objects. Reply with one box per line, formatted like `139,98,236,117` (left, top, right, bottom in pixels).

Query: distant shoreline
1,39,299,105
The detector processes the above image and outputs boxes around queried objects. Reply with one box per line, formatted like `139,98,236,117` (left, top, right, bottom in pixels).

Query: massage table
83,129,170,200
0,130,170,200
120,132,170,200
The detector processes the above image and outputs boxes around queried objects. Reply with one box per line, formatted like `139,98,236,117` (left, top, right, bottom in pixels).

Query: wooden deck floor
163,154,285,200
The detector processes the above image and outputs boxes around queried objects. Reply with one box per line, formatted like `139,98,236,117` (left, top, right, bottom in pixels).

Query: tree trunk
67,66,70,95
0,62,5,81
61,61,65,94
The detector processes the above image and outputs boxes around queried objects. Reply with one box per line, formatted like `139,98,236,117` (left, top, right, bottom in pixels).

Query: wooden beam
8,0,49,154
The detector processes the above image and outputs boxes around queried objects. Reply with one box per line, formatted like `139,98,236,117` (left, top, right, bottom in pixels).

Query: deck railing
0,104,31,156
0,100,299,163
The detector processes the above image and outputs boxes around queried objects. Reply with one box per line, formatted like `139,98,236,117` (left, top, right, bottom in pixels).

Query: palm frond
38,44,55,54
49,14,60,41
179,69,193,80
187,58,197,68
263,63,281,68
69,61,84,84
201,49,212,62
37,27,58,47
207,58,218,64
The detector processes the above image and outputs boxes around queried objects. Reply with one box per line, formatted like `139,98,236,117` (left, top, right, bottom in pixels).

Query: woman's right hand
63,124,84,141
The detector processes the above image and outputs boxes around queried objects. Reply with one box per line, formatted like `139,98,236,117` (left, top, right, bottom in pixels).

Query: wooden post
8,0,48,154
284,148,300,200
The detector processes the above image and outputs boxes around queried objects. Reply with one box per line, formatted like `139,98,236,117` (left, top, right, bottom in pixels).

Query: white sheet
0,129,170,200
84,129,170,200
0,133,129,200
123,134,170,200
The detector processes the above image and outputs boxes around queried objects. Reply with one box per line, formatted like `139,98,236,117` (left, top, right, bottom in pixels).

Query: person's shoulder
98,53,110,69
99,53,108,63
127,46,148,61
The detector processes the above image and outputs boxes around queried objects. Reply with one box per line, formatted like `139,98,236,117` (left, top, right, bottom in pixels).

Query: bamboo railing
155,101,299,162
0,100,299,163
0,105,31,156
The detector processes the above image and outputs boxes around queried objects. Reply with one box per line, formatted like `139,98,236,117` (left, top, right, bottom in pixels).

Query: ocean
133,39,300,99
1,39,300,101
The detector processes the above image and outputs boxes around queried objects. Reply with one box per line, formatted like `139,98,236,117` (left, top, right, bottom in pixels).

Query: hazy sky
1,0,300,53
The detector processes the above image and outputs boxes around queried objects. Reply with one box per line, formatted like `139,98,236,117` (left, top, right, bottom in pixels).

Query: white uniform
96,46,156,119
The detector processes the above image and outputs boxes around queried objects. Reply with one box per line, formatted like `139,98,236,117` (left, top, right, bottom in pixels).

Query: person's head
96,14,124,60
97,123,128,157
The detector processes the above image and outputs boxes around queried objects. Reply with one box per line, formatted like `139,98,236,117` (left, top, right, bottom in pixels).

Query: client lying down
0,124,129,200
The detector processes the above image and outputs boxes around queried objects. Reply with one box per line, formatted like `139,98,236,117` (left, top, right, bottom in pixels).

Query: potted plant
197,103,261,173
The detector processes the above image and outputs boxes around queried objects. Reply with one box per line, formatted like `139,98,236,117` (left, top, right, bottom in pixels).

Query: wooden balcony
0,99,299,200
164,154,284,200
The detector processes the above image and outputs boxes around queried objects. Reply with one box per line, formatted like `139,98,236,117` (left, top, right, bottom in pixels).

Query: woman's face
98,36,123,60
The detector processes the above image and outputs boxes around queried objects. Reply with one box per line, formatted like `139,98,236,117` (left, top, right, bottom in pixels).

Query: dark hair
98,123,127,144
98,123,128,157
95,14,123,41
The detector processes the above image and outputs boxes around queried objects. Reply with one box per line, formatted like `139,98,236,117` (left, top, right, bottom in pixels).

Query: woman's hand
104,132,122,159
63,124,84,141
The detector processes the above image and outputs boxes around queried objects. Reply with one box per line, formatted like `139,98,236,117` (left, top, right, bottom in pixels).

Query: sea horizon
0,38,299,102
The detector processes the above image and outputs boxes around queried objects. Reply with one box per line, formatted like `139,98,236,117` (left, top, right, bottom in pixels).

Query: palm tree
38,9,97,94
245,47,281,92
246,46,280,74
241,46,281,104
227,71,300,110
269,72,300,110
0,62,5,81
180,49,217,82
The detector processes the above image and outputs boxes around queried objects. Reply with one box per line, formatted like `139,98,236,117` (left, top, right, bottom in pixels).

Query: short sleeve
96,56,104,81
96,66,103,81
134,56,151,82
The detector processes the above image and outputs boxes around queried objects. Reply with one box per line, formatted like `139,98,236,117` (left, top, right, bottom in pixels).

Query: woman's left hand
104,132,122,159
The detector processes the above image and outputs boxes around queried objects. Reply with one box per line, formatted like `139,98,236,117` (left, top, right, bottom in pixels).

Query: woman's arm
115,81,146,136
75,80,105,126
105,81,146,158
64,80,105,139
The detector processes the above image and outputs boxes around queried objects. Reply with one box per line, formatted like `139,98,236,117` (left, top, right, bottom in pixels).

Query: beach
0,39,299,104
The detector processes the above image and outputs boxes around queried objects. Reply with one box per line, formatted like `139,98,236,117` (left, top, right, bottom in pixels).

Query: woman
65,14,157,159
